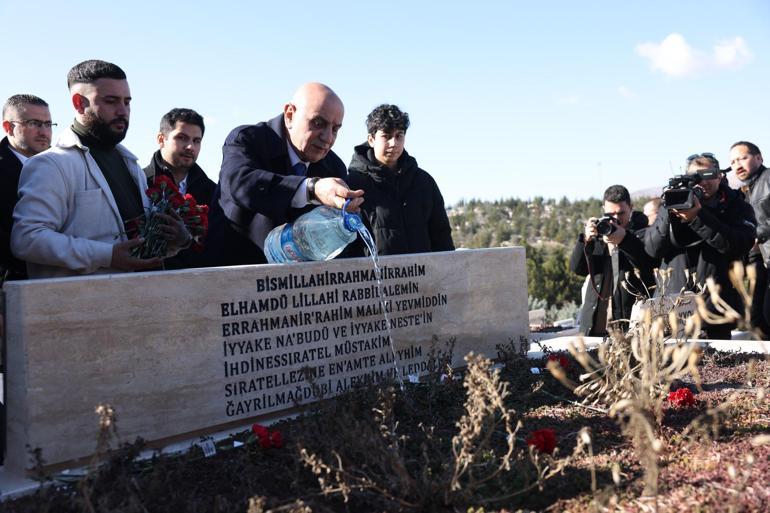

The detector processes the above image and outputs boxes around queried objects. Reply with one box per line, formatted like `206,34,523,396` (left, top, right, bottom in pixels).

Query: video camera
593,215,617,236
662,174,703,210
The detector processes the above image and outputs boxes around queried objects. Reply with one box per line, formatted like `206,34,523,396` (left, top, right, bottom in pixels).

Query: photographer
645,153,757,339
570,185,656,336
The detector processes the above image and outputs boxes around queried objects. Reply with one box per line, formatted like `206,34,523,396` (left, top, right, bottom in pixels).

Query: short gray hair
2,94,48,120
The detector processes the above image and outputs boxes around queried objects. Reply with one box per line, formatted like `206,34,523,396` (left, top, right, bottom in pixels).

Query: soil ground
1,349,768,513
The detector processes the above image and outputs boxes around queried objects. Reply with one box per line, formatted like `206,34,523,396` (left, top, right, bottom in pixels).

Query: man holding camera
570,185,656,336
645,153,756,339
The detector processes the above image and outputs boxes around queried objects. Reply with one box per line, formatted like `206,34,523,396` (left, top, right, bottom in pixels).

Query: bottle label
280,224,306,261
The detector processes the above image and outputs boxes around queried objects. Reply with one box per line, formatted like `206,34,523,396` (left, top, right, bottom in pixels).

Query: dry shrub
548,262,768,500
296,352,582,511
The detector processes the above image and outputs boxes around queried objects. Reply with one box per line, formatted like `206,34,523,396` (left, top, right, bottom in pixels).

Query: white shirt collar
178,175,188,195
8,146,29,164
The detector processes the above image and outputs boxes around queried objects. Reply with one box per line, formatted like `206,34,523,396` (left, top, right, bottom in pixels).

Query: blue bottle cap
342,199,363,232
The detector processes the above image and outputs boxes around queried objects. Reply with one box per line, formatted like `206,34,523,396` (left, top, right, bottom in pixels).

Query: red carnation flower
251,423,283,449
527,428,557,455
169,192,186,209
547,353,570,370
251,423,269,446
153,175,178,192
144,186,161,202
668,388,696,408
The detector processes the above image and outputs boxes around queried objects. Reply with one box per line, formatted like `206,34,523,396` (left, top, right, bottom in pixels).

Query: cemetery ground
1,342,768,513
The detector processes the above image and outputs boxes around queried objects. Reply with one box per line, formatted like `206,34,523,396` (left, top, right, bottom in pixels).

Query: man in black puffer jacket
645,153,757,339
570,185,657,336
347,104,454,255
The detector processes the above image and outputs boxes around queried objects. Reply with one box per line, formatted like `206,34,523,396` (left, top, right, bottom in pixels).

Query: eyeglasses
9,119,57,129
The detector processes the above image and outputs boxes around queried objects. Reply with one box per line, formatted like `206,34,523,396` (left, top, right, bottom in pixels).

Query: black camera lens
596,218,616,236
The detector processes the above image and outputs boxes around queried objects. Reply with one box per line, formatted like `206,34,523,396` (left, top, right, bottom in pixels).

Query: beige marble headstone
2,248,528,474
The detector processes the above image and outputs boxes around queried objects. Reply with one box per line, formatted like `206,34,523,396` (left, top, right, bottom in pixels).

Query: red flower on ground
527,428,557,455
547,353,570,370
251,423,269,446
668,387,696,408
251,423,283,449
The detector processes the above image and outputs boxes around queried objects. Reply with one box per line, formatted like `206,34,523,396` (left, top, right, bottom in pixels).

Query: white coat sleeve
11,154,114,274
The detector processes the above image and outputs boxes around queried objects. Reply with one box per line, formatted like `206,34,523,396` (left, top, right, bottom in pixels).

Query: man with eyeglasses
729,141,770,335
645,153,757,339
1,94,54,282
570,185,656,336
0,94,53,463
11,60,191,279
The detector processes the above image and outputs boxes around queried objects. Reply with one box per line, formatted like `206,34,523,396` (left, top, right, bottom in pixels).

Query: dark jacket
644,183,757,312
347,143,454,255
144,150,217,269
206,115,347,266
570,211,656,335
742,165,770,267
0,137,26,280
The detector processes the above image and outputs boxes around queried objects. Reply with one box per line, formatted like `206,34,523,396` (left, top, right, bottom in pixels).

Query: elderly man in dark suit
207,83,364,266
1,94,54,282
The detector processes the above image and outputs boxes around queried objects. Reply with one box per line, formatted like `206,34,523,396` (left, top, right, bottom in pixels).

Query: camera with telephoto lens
662,174,703,210
593,215,617,236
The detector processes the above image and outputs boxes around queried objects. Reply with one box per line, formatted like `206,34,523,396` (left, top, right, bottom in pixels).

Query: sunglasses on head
686,152,715,161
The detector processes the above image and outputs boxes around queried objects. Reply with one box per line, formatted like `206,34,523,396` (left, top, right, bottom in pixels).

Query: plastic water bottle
264,203,363,263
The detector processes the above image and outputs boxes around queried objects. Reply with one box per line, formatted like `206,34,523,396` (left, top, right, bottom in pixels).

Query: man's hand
584,218,598,243
672,196,701,223
156,212,192,250
603,225,626,245
313,177,365,211
111,238,163,271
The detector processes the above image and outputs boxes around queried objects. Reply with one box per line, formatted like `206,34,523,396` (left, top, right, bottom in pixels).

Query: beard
82,110,129,146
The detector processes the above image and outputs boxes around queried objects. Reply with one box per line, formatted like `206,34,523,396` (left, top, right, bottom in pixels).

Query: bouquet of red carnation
131,175,209,259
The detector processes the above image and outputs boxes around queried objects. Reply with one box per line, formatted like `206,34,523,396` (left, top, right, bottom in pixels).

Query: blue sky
2,0,768,205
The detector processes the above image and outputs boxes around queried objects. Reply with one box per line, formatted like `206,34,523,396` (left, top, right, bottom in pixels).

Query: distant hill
448,197,598,310
631,186,662,201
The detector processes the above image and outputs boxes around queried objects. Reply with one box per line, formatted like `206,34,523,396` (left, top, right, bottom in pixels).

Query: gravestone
630,291,698,337
3,248,528,474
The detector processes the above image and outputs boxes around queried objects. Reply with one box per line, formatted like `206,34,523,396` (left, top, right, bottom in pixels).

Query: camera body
594,215,617,236
663,174,703,210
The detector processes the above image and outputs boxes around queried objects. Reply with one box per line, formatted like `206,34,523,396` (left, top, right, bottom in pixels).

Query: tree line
448,196,606,320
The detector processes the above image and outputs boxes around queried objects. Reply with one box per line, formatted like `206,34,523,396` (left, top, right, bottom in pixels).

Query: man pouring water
207,83,364,266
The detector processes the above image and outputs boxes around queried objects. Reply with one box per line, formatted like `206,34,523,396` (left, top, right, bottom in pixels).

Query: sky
1,0,768,205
